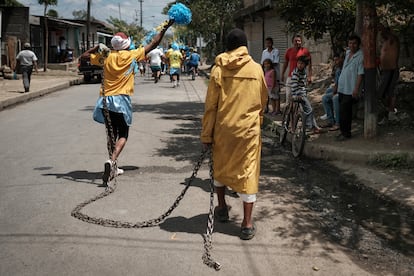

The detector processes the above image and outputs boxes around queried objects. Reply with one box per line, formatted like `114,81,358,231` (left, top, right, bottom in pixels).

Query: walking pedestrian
201,28,268,240
85,20,174,186
168,44,183,88
336,34,364,141
281,34,312,106
147,47,164,83
16,42,38,93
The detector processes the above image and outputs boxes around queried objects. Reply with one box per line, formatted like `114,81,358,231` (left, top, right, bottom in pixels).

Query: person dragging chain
201,29,268,240
83,20,174,186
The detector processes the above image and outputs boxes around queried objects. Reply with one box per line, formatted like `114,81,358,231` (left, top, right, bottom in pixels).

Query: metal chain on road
71,60,221,270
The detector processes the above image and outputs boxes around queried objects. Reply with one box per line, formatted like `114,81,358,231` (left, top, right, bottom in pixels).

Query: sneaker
214,205,231,223
319,114,328,120
116,168,124,176
240,223,256,240
102,160,114,186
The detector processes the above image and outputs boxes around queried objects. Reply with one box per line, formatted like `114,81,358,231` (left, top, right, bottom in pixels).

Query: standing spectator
201,28,268,240
263,58,280,115
59,36,67,62
147,47,164,83
281,34,312,106
260,37,280,82
337,34,364,141
86,19,174,186
16,42,38,93
168,44,183,88
321,52,344,131
378,25,400,123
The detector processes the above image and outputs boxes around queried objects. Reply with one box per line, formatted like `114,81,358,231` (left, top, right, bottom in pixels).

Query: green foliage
47,9,58,18
72,9,95,21
275,0,414,55
38,0,58,16
369,153,413,169
106,16,146,46
0,0,25,7
275,0,355,54
163,0,243,62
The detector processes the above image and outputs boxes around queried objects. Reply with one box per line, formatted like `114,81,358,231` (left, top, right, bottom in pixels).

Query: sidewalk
199,64,414,211
2,67,413,211
0,70,82,110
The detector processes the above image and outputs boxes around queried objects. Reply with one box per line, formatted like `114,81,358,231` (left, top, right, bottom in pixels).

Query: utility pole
139,0,143,28
118,3,121,20
87,0,91,49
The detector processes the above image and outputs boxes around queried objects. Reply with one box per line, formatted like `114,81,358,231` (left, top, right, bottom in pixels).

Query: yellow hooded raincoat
201,46,268,194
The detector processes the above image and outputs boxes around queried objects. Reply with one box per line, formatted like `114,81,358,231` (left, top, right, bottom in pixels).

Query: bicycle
279,85,307,157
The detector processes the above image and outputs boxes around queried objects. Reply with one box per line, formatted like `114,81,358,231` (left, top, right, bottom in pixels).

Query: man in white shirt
147,47,164,83
16,42,38,92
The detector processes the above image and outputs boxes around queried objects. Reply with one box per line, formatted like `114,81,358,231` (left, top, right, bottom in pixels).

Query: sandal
214,205,231,223
329,125,340,131
240,223,256,240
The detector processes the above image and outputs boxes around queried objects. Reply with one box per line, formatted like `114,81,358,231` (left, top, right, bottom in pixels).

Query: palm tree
38,0,58,71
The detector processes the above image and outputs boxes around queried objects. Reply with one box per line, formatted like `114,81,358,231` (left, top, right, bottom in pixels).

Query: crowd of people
134,43,202,87
260,27,399,140
60,21,399,242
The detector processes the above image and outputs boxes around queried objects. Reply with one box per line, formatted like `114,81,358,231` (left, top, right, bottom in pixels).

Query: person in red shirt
281,34,312,106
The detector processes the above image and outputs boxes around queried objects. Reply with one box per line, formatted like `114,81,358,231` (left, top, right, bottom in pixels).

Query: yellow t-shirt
168,50,182,69
91,47,145,96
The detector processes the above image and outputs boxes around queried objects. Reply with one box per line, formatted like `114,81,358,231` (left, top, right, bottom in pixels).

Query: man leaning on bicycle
290,55,321,134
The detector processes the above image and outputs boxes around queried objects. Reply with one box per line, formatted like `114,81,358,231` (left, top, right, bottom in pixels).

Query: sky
18,0,171,30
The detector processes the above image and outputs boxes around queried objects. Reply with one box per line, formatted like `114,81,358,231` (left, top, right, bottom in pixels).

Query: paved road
0,75,411,275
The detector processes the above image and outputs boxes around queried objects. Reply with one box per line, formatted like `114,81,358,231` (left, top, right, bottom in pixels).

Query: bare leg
111,137,127,161
271,99,276,113
388,96,396,112
275,99,281,113
242,202,254,228
216,186,227,208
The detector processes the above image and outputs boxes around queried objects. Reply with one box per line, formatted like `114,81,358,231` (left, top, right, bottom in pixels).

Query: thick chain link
71,63,221,270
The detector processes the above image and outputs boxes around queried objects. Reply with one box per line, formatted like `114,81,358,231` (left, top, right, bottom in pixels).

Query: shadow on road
159,214,241,238
41,166,139,185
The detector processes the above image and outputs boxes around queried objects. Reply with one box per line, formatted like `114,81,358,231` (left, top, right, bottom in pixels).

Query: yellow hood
214,46,251,70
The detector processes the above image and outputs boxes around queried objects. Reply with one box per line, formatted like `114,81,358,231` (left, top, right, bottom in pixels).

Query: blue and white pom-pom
143,30,157,46
168,3,192,25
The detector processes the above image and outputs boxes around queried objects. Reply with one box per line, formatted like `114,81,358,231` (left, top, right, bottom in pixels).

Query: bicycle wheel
291,110,306,157
279,105,290,145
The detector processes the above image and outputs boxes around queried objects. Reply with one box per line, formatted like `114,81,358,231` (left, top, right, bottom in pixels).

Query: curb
0,78,82,111
263,115,414,166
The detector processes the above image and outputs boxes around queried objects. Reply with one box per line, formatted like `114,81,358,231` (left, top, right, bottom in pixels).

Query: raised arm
144,20,175,55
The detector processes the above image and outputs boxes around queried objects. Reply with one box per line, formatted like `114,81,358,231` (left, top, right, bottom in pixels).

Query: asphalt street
0,74,411,275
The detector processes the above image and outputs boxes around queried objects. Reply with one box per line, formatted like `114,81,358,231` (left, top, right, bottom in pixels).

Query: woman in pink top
263,59,280,115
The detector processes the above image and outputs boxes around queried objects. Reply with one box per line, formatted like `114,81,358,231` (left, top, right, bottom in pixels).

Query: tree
275,0,355,55
38,0,58,71
47,9,58,18
163,0,243,62
72,9,95,21
106,16,146,47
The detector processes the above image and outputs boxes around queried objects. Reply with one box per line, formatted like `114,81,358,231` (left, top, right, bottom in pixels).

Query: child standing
263,59,280,115
290,55,320,134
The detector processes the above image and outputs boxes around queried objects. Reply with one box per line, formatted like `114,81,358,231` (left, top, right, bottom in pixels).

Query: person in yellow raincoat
82,20,174,186
201,29,268,240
